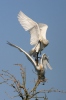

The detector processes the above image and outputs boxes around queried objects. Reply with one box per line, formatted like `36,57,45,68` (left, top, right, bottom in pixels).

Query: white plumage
7,41,52,80
17,11,49,56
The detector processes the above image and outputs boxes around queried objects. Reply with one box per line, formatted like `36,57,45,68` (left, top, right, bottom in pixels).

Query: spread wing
17,11,40,45
41,54,52,70
38,23,48,40
18,11,37,31
7,41,37,69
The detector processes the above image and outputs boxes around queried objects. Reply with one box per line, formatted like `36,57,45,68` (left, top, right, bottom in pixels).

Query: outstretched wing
38,23,48,40
7,41,37,69
41,54,52,70
18,11,37,31
17,11,40,45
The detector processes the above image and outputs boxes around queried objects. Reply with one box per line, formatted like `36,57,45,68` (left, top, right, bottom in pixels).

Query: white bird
7,41,52,80
17,11,49,57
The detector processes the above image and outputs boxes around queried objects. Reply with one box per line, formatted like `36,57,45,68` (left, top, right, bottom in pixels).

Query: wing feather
18,11,37,31
29,26,39,45
18,11,40,45
41,54,52,70
7,41,37,69
46,61,52,70
38,23,48,39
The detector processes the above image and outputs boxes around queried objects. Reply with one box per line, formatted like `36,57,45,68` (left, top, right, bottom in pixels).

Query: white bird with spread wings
7,41,52,80
17,11,49,57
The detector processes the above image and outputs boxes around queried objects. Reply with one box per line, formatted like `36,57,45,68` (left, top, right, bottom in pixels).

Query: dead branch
0,64,66,100
29,88,66,99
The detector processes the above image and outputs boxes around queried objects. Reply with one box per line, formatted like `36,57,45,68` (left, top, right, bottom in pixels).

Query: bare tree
0,64,66,100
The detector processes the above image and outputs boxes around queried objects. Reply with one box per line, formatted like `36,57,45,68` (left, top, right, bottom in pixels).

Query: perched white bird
17,11,49,57
7,41,52,80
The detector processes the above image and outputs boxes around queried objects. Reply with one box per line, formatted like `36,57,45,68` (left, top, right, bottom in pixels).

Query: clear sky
0,0,66,100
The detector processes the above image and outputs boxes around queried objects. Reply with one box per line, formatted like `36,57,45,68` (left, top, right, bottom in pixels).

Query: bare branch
30,88,66,99
14,64,26,87
0,65,66,100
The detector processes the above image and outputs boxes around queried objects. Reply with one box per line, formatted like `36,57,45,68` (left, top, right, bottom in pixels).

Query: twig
29,88,66,99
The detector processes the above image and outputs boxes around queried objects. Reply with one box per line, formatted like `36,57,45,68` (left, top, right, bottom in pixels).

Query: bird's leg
36,52,38,66
38,40,41,55
40,41,41,55
35,52,39,66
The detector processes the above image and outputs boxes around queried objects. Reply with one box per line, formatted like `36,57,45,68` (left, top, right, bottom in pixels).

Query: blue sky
0,0,66,100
